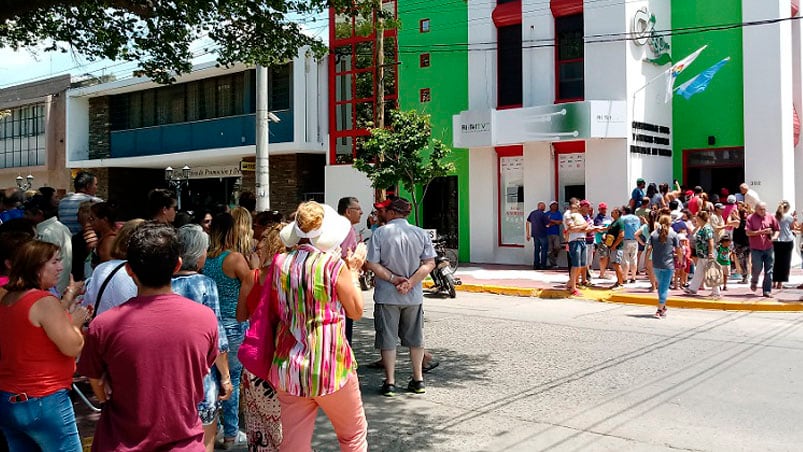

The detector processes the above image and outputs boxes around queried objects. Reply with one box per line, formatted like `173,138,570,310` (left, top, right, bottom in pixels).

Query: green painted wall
671,0,744,182
396,1,470,261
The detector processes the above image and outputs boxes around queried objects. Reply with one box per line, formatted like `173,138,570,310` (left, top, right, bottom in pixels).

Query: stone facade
239,154,325,216
88,97,110,160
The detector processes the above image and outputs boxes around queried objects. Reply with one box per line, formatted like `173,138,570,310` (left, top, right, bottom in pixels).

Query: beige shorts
374,303,424,349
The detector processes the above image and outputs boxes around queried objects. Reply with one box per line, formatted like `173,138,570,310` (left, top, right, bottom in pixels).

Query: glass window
335,136,354,164
0,103,45,168
555,14,584,101
355,102,374,128
128,93,142,129
498,153,525,246
335,12,353,40
217,76,233,117
269,64,291,111
497,25,523,107
355,71,373,100
186,82,201,121
420,18,430,32
420,53,431,68
202,78,217,119
336,102,353,132
141,90,156,127
233,72,245,115
419,88,431,103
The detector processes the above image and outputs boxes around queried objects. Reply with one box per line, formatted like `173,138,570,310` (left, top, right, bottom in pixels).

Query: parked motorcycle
430,237,460,298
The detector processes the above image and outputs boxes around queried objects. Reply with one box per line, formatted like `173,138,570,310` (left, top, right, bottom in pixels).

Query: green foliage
0,0,342,84
353,109,455,225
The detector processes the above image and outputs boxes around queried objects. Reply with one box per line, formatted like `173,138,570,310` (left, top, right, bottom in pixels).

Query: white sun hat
280,203,352,253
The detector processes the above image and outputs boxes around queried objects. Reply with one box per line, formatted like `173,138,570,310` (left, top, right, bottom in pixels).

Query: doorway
423,175,459,249
553,141,586,207
186,177,240,212
683,147,744,196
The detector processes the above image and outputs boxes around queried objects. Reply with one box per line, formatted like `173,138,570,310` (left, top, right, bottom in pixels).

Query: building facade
0,75,71,192
67,54,328,217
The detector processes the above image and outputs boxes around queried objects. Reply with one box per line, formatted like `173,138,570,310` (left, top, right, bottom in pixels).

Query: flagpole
630,44,708,120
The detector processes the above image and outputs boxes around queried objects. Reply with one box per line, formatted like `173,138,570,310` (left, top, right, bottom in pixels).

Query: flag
665,45,707,102
675,57,730,100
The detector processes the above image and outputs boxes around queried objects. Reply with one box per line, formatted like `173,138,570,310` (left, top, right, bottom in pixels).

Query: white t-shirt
83,259,138,316
565,212,587,242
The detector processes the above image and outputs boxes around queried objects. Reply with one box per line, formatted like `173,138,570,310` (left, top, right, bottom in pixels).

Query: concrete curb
426,281,803,312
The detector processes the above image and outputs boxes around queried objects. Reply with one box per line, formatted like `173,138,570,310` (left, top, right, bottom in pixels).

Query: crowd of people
527,179,800,317
0,170,439,451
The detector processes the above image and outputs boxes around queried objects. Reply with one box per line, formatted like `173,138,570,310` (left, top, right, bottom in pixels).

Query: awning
550,0,582,17
492,1,521,27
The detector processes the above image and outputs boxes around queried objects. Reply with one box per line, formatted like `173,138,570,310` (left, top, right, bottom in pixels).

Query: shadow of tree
311,314,493,451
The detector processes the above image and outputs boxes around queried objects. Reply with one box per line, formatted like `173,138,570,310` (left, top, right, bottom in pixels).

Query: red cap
598,202,608,209
685,190,694,196
579,200,591,207
373,199,391,209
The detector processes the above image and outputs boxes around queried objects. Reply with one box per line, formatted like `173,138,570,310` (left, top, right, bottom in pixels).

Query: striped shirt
269,244,353,397
57,192,103,235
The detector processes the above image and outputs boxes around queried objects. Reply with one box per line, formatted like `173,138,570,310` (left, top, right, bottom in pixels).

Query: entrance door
186,177,240,212
423,175,459,249
683,147,744,196
553,141,586,206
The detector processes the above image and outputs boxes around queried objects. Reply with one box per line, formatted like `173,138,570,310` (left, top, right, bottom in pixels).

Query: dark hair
91,201,119,225
74,171,96,192
208,213,235,257
622,206,632,215
147,189,177,218
0,218,36,235
126,222,180,288
193,209,212,225
173,211,193,228
0,231,34,276
337,197,359,215
668,200,679,210
23,193,57,219
659,183,669,194
238,191,256,212
1,188,23,208
5,240,59,291
254,210,283,226
646,183,658,198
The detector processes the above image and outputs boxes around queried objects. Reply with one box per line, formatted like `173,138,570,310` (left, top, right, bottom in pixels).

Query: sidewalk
430,264,803,311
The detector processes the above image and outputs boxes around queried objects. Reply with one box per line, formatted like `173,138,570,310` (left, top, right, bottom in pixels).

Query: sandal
423,360,440,373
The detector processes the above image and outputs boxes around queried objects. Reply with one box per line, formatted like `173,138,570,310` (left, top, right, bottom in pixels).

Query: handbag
238,263,276,381
703,259,723,287
604,233,615,248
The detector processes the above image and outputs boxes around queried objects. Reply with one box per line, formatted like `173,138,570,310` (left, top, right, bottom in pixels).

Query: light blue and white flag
675,57,730,100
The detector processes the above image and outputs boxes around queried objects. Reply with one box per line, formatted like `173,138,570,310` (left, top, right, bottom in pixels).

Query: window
555,14,584,101
0,103,46,168
420,19,430,32
420,88,431,103
420,53,431,68
497,25,523,107
269,64,292,111
497,146,525,247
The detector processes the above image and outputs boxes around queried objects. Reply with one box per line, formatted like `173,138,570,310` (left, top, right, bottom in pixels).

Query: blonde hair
230,206,254,255
257,222,287,268
295,202,324,234
658,215,671,243
110,219,146,259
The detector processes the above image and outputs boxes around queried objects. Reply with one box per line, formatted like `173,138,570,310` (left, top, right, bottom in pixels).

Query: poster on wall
500,156,525,246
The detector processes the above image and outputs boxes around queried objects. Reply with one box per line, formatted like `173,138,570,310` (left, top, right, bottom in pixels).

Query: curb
427,281,803,312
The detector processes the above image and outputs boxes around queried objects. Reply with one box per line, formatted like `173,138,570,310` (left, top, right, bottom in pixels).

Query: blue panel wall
110,110,294,158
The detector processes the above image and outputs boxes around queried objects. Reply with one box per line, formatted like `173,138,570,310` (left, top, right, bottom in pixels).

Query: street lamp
165,165,191,210
16,174,33,190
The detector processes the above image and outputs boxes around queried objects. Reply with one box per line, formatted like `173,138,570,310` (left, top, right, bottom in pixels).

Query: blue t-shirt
631,187,645,206
0,207,23,224
621,214,641,240
546,211,563,235
526,210,549,238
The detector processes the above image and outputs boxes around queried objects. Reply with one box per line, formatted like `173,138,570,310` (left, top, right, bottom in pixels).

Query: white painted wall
522,0,555,107
468,0,496,110
65,96,89,163
585,139,629,208
743,0,796,207
324,165,374,222
793,14,803,212
521,142,554,261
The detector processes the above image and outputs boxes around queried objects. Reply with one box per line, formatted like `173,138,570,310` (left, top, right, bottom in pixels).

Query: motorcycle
358,237,375,291
430,237,461,298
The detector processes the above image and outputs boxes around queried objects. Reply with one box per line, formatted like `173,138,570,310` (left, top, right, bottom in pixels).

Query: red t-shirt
745,213,779,251
0,289,76,396
79,293,218,452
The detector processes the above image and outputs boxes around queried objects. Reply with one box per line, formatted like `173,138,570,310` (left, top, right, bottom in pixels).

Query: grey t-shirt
649,229,680,270
367,218,437,306
778,214,795,242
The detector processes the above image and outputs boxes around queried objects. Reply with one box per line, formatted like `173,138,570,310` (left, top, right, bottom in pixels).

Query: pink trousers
277,372,368,452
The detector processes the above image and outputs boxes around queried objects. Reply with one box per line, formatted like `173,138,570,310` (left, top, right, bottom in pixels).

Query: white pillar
255,65,270,211
743,0,795,208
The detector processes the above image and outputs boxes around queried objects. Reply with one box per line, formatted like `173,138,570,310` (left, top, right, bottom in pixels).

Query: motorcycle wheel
445,273,457,298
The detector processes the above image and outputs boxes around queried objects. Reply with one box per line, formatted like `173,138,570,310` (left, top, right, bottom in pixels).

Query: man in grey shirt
366,197,436,397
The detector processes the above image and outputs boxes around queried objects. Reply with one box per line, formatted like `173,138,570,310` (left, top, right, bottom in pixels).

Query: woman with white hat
268,201,367,451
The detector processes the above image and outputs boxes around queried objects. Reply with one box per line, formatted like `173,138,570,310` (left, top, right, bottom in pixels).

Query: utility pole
375,0,386,202
255,65,270,211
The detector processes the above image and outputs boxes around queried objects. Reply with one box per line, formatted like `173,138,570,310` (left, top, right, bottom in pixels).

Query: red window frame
419,88,431,103
552,141,585,203
419,53,430,68
554,13,584,103
496,145,525,248
682,146,744,185
328,2,399,165
420,18,430,32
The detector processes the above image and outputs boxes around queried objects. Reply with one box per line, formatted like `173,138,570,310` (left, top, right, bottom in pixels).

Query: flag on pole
675,57,730,100
665,45,707,102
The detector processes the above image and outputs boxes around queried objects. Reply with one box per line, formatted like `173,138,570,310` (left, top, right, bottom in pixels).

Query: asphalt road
306,292,803,452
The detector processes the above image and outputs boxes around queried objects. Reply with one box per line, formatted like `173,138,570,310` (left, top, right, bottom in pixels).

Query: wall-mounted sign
240,161,256,172
632,7,671,66
453,109,492,148
188,166,242,180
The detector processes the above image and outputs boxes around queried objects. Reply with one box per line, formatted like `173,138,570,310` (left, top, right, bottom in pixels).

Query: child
674,233,691,290
716,236,732,291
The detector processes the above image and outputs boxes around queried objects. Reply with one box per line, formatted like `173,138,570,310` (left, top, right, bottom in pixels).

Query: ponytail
658,215,671,243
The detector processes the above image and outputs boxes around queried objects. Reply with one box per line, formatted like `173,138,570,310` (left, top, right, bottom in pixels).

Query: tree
0,0,338,84
353,109,455,226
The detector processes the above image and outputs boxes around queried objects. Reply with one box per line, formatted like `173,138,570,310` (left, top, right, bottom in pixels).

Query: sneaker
407,379,426,394
381,381,397,397
682,287,697,296
629,279,636,284
750,283,757,292
220,431,247,450
611,282,623,289
763,292,772,298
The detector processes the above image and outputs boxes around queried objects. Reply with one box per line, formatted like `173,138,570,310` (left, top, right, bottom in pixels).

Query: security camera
268,112,281,123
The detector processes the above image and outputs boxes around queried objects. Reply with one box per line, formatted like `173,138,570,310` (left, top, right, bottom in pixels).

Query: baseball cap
636,178,645,184
685,190,694,196
373,199,391,209
549,200,558,206
727,195,736,203
579,200,591,207
714,203,725,209
388,197,412,215
598,202,608,209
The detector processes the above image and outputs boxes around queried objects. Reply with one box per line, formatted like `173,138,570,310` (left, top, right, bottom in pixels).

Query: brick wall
88,97,110,160
239,154,326,217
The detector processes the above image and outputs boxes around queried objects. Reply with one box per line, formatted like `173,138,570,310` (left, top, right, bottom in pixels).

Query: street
307,292,803,451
